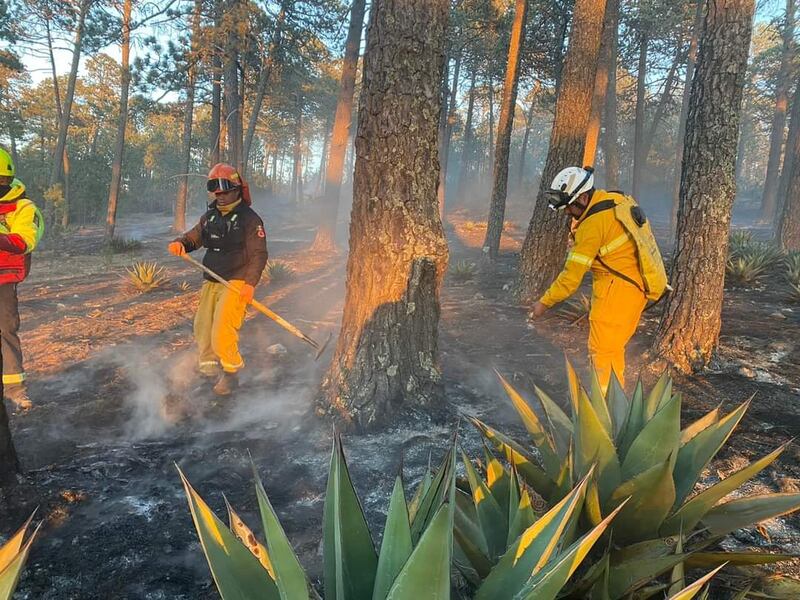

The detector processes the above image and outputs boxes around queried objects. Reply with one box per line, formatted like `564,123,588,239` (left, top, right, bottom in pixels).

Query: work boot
4,384,32,413
213,372,238,396
198,362,220,379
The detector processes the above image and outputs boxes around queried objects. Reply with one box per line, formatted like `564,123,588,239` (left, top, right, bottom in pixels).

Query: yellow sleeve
539,217,604,307
10,201,43,253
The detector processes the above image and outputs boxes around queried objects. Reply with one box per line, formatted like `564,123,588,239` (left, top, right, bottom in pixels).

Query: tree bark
48,0,89,224
517,80,542,190
457,67,478,200
484,0,529,260
602,0,620,188
760,0,795,224
778,78,800,251
553,1,572,93
223,0,243,170
174,0,203,233
311,0,367,251
631,25,649,198
243,4,288,175
671,0,703,236
104,0,133,241
517,0,607,302
210,1,223,165
652,0,756,372
320,0,450,430
584,0,616,167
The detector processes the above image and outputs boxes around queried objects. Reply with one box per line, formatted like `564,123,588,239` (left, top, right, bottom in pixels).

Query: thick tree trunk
311,0,367,251
517,80,541,190
671,0,703,236
486,75,496,182
760,0,795,224
456,68,478,201
243,4,288,175
631,27,649,198
652,0,756,372
223,0,244,171
602,0,620,188
553,2,572,93
584,0,616,167
517,0,607,302
438,50,462,217
484,0,528,260
778,78,800,251
104,0,132,241
48,0,88,224
175,0,203,233
320,0,450,430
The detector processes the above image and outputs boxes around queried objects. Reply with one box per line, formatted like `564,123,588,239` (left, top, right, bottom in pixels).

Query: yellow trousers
194,280,248,373
588,274,647,392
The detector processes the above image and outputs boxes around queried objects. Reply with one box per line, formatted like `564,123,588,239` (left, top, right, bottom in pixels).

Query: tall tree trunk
291,98,303,203
671,0,703,236
584,0,616,167
315,115,332,196
631,26,649,197
602,0,620,188
517,80,542,189
48,0,89,225
320,0,450,430
223,0,244,171
760,0,795,224
518,0,607,301
553,0,572,93
0,369,19,485
174,0,203,233
243,4,288,175
457,68,478,200
641,37,684,168
778,77,800,251
46,16,72,226
487,76,495,181
104,0,133,241
484,0,529,260
210,1,223,165
439,50,462,217
311,0,367,251
652,0,756,372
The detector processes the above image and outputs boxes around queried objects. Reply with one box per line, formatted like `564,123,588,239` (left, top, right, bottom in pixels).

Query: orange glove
168,241,186,256
239,283,255,304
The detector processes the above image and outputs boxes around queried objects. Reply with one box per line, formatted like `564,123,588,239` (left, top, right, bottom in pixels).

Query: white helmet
546,166,594,210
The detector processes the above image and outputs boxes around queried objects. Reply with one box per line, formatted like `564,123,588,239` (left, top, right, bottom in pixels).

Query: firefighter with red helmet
0,147,44,412
168,163,267,395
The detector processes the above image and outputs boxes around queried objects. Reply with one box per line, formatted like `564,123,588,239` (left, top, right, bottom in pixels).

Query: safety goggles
207,178,240,193
545,190,573,211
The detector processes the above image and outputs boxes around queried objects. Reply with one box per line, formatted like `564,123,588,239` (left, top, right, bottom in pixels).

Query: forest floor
1,197,800,599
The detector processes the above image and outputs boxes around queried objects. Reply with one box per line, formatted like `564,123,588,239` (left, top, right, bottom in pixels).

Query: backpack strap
580,199,616,221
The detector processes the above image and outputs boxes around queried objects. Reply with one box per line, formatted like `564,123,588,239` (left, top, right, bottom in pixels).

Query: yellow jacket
540,189,643,307
0,179,44,283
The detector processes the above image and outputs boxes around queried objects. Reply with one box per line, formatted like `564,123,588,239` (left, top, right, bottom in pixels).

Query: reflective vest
0,180,44,284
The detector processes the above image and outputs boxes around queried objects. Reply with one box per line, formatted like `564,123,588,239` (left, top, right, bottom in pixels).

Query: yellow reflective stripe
2,373,26,385
567,252,593,267
598,233,630,256
220,360,244,372
198,361,218,367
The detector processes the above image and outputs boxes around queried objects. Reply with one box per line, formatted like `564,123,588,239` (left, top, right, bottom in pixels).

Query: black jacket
176,202,268,287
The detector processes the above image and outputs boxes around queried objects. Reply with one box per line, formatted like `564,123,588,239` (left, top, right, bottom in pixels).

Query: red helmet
207,163,251,204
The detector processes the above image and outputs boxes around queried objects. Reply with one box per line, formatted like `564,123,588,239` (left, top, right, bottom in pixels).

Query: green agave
0,512,39,600
471,363,800,598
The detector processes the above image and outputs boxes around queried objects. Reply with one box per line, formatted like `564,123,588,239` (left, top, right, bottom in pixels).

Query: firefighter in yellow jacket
0,148,44,411
530,166,648,392
168,163,268,396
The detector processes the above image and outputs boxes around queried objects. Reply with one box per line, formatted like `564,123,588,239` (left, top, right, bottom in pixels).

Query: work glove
168,241,186,256
239,283,255,304
528,300,549,320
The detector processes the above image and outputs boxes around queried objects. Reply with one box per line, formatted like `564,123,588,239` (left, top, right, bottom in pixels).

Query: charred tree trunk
778,78,800,251
584,0,616,167
518,0,607,301
48,0,89,224
760,0,795,224
484,0,528,260
223,0,243,170
105,0,133,241
243,4,288,175
517,80,541,190
311,0,367,251
457,68,478,201
175,0,203,233
631,26,649,198
320,0,450,430
652,0,756,372
438,50,462,217
671,0,703,236
602,0,620,188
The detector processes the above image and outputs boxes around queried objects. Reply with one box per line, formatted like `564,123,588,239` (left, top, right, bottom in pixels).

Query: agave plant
471,363,800,598
0,513,39,600
786,252,800,300
728,230,754,260
726,255,770,286
449,260,477,283
124,260,169,293
264,261,295,285
555,293,591,325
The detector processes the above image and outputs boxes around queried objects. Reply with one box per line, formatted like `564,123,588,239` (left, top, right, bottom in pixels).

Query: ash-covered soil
1,197,799,598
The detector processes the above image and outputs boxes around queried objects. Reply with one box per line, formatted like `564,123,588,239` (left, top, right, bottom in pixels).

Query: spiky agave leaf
225,495,275,578
0,513,39,600
665,563,727,600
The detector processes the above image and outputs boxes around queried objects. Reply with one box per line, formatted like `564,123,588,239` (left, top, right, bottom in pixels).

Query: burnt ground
0,197,799,599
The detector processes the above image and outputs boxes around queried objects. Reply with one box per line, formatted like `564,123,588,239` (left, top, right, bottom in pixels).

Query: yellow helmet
0,147,14,178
